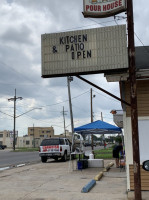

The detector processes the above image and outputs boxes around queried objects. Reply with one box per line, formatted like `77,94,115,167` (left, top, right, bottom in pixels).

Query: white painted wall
123,112,132,191
124,114,149,191
138,119,149,162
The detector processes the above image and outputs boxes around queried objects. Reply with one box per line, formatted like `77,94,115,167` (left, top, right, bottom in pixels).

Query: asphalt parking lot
0,159,129,200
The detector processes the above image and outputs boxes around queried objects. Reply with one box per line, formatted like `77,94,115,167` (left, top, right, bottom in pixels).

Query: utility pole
61,106,67,137
90,88,96,152
127,0,141,199
101,112,103,121
33,124,35,148
8,89,23,151
101,112,105,148
90,88,93,152
67,76,74,151
91,88,93,123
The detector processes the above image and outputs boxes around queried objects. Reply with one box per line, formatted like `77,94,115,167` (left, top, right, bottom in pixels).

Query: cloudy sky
0,0,148,136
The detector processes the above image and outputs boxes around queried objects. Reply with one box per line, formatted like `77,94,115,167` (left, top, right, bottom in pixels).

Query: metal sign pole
67,76,74,151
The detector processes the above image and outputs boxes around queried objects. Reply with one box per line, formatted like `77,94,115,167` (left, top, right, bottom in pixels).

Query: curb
103,162,114,172
81,162,114,193
0,161,40,172
94,171,103,181
0,163,26,171
81,179,96,193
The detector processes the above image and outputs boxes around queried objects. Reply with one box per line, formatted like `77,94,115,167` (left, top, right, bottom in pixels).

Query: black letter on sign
66,45,70,52
77,51,81,59
72,52,75,60
53,46,57,53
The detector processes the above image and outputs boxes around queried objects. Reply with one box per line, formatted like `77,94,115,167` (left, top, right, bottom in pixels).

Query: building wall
5,137,13,148
123,113,132,191
16,136,33,148
28,127,54,139
125,80,149,117
0,131,3,145
123,113,149,190
0,130,17,147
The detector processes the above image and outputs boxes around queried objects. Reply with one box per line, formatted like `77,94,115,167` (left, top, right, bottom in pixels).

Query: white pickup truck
39,137,72,162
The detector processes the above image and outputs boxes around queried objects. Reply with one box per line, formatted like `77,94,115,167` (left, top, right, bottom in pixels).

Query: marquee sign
41,25,128,78
83,0,126,18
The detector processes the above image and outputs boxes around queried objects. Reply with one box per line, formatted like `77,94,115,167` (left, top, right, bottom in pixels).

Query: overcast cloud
0,0,148,136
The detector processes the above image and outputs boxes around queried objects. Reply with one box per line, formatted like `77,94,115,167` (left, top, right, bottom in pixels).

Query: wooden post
127,0,142,199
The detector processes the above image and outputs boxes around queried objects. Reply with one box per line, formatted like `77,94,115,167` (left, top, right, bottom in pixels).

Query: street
0,145,106,169
0,149,40,168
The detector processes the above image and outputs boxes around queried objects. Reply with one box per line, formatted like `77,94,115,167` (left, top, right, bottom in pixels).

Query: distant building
28,126,54,139
16,136,34,148
0,130,18,148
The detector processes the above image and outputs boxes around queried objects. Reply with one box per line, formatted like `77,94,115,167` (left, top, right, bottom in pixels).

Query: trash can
77,160,83,170
89,153,94,159
80,159,88,169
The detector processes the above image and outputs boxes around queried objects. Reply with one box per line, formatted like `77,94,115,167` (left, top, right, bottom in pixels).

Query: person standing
113,143,123,168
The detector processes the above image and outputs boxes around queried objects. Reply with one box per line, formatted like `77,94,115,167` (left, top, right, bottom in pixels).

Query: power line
0,61,39,86
51,19,119,34
15,108,64,125
0,110,13,118
93,89,120,103
134,32,149,54
0,89,90,111
32,90,90,108
114,17,149,55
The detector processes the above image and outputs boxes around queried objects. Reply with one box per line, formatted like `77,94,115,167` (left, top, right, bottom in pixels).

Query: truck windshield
41,138,65,146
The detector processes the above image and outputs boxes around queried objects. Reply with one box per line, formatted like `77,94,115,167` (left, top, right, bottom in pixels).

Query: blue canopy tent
74,120,122,135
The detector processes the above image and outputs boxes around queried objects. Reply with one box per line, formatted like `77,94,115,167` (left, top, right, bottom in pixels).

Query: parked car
0,145,7,150
39,137,72,163
83,142,96,147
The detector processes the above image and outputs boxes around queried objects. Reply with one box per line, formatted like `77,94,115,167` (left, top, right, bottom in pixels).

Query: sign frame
83,0,127,18
41,25,128,78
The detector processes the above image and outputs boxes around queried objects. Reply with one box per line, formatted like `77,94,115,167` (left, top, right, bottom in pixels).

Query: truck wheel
62,152,67,162
41,157,47,163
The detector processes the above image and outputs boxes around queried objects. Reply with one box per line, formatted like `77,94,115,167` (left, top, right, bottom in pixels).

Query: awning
74,120,122,135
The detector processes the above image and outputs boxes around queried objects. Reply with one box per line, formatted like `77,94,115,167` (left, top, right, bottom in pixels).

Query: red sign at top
83,0,126,18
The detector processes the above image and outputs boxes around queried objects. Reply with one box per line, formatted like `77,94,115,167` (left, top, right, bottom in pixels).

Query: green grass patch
75,147,114,160
94,147,113,159
95,153,113,159
94,148,113,153
12,147,39,152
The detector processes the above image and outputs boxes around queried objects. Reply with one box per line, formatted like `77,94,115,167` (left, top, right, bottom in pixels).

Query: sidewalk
0,159,128,200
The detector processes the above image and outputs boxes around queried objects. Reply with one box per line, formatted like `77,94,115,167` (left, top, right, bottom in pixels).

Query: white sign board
83,0,126,18
41,25,128,78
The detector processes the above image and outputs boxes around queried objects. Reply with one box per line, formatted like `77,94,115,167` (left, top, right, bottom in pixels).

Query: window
26,141,30,145
67,139,71,146
0,134,3,138
40,135,44,137
65,139,69,145
60,139,65,145
30,129,33,131
46,131,51,133
41,138,64,146
42,131,44,133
